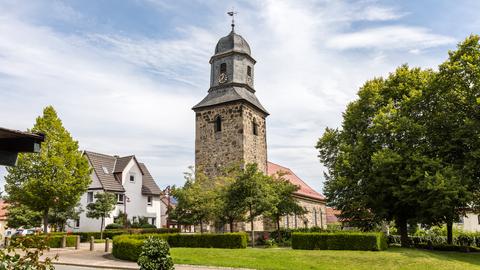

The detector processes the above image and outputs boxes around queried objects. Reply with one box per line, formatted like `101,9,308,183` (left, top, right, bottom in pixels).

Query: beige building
456,212,480,232
193,25,326,232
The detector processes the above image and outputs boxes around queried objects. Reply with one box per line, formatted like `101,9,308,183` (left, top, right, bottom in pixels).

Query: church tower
193,25,268,178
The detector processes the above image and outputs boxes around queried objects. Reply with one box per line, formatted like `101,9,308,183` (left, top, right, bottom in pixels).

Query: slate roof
139,163,162,196
84,151,162,195
85,151,124,192
267,161,325,201
215,31,251,55
192,86,268,115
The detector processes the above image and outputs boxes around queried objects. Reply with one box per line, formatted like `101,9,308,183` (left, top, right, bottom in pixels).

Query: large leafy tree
317,66,439,246
421,35,480,243
86,192,116,239
227,163,278,247
5,106,91,233
170,168,218,233
267,172,306,234
6,204,42,229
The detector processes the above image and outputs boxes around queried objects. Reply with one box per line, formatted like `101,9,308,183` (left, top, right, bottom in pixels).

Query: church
192,22,327,231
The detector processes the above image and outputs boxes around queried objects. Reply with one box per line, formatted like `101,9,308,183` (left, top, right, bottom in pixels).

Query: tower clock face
218,73,228,84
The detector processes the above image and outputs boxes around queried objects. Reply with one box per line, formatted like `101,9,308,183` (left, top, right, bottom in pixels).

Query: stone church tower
193,28,268,178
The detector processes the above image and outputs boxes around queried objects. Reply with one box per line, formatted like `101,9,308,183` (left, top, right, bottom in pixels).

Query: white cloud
327,25,455,50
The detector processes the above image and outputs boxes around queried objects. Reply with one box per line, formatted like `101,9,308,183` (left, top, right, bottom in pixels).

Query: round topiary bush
137,237,174,270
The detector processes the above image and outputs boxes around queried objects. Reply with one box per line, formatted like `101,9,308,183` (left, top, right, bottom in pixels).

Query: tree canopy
86,192,117,239
5,106,91,233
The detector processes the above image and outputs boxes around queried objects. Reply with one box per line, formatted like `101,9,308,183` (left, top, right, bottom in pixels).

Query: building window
478,215,480,225
87,192,94,203
215,116,222,132
74,219,80,228
252,119,258,135
129,173,135,183
117,194,124,204
220,63,227,74
147,196,152,206
151,217,156,226
247,66,252,76
459,215,464,224
102,166,109,174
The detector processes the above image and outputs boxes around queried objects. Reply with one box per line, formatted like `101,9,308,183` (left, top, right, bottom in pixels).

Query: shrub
113,233,248,261
137,237,174,270
21,235,77,248
105,223,124,230
415,243,480,252
292,232,387,251
73,228,180,242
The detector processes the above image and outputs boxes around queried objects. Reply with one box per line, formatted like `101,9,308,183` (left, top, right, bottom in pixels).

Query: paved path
41,243,250,270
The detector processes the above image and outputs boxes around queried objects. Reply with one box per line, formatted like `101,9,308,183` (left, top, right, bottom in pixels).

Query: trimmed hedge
292,232,387,251
415,243,480,252
73,228,180,242
112,233,248,261
19,235,77,248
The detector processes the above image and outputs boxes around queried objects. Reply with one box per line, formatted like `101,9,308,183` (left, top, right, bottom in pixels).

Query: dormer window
215,116,222,132
252,119,258,136
102,166,109,174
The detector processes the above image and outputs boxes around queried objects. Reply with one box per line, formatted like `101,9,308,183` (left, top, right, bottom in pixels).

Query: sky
0,0,479,194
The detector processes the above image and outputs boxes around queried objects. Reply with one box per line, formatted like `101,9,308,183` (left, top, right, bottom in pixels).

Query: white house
456,212,480,232
70,151,164,232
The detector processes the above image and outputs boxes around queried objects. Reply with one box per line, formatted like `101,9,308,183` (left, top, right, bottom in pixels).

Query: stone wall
280,197,327,229
195,102,267,178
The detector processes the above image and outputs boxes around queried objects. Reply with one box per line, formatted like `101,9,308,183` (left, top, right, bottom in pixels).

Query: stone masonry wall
242,104,267,173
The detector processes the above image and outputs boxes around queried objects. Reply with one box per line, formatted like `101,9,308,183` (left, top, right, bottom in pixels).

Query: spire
227,8,237,32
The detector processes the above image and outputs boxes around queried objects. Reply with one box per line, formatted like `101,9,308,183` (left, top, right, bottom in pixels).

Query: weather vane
227,7,237,32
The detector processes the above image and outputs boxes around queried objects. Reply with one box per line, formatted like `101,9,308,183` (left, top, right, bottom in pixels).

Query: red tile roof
267,161,325,201
0,200,9,221
326,207,341,224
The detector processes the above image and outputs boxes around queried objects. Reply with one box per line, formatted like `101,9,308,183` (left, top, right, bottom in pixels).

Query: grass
170,247,480,270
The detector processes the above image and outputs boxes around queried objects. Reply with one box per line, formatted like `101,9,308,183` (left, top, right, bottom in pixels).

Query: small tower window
247,66,252,76
252,119,258,136
215,116,222,132
220,63,227,74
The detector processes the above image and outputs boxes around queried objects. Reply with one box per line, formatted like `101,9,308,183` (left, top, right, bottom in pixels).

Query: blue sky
0,0,479,194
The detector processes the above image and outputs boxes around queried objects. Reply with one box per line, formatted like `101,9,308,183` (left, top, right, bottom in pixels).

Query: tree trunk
276,216,282,243
397,217,409,247
447,219,453,245
100,217,104,240
43,210,49,234
200,220,204,234
229,219,234,233
250,206,254,248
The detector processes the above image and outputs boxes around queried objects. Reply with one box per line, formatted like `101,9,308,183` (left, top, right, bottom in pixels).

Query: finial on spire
227,8,237,32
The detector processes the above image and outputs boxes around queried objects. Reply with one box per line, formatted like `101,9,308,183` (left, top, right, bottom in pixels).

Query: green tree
227,163,277,247
49,203,83,232
421,35,480,243
86,192,116,239
5,203,42,229
5,106,91,233
267,173,306,235
170,168,218,233
317,66,438,246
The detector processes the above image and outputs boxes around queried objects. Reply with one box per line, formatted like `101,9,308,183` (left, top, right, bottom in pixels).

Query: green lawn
170,247,480,270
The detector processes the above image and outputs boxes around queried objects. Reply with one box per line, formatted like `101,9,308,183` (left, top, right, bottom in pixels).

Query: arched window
220,63,227,74
215,116,222,132
252,119,258,135
247,66,252,76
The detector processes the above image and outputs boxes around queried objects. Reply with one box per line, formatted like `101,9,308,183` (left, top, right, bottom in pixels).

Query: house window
74,219,80,228
87,192,94,203
151,217,156,226
117,194,124,204
132,216,137,223
215,116,222,132
129,173,135,183
478,215,480,225
247,66,252,76
147,196,152,206
102,166,109,174
252,119,258,135
220,63,227,74
459,216,464,224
